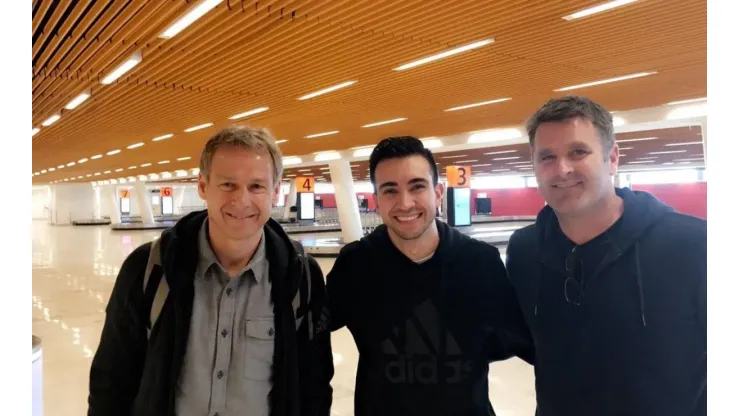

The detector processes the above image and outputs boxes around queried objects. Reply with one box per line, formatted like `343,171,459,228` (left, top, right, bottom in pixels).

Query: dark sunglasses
565,248,584,306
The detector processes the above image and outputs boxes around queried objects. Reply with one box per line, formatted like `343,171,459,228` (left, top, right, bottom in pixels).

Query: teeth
397,215,419,222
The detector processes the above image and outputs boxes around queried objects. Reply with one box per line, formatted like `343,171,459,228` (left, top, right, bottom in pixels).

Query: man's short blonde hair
199,125,283,186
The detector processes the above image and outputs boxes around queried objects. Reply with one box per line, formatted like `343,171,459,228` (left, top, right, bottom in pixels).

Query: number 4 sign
446,165,471,188
296,177,315,193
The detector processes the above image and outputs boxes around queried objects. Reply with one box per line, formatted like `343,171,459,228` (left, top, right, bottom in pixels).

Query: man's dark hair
369,136,438,189
526,95,615,152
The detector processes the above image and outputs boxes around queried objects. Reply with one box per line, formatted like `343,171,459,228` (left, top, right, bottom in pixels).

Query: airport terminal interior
31,1,707,415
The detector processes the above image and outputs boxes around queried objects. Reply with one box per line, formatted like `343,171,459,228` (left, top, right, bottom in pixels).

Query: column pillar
134,181,155,224
104,185,122,224
328,160,363,243
283,179,297,218
174,186,186,215
700,120,708,169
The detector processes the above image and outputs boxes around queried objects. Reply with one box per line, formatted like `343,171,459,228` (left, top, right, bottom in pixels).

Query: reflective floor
32,221,535,416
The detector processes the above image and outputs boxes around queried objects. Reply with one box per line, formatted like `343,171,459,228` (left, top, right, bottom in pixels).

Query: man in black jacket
88,126,333,416
327,137,534,416
506,96,706,416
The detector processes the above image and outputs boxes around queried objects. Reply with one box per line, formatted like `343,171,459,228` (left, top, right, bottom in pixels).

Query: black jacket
506,187,706,416
88,211,334,416
327,220,534,416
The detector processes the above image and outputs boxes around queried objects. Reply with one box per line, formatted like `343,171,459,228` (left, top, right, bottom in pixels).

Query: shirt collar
196,218,268,284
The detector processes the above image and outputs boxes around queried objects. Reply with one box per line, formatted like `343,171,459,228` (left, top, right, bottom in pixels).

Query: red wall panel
632,182,707,219
472,188,546,216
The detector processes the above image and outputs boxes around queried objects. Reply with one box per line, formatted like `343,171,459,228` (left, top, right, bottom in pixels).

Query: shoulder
508,223,538,250
649,212,706,248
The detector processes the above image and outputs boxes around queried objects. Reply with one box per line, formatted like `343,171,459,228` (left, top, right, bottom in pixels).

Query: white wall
49,183,95,225
32,186,51,220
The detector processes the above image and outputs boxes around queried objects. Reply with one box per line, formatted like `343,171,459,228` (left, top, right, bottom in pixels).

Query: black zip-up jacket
88,210,334,416
327,220,534,416
506,187,706,416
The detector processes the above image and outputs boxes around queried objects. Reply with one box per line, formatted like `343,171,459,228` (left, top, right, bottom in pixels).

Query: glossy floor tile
32,221,534,416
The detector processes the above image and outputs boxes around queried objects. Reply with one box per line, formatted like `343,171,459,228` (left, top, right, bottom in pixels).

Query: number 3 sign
446,165,471,188
295,177,315,193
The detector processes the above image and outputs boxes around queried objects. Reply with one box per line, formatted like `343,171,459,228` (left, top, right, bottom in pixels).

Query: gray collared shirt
175,219,274,416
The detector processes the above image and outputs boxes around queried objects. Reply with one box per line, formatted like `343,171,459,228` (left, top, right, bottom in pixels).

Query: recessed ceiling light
115,168,123,172
472,163,492,167
86,174,92,177
298,80,358,100
393,39,495,71
562,0,639,21
554,72,657,92
152,133,174,142
127,142,144,149
507,161,531,165
455,159,479,163
361,118,407,128
228,106,270,120
177,157,191,162
42,114,61,126
664,141,703,146
159,0,221,39
484,149,517,155
444,97,511,112
101,52,143,85
78,158,89,164
158,160,170,164
140,163,152,167
65,90,91,110
275,139,288,144
184,123,214,132
128,166,137,170
468,128,522,144
32,127,40,136
494,156,521,161
48,167,55,172
104,170,111,174
490,169,510,173
667,97,707,106
305,130,339,139
441,154,468,159
619,146,634,150
94,172,101,176
421,139,443,149
617,137,658,143
647,150,687,155
91,154,103,160
66,161,76,167
107,149,121,155
628,160,655,164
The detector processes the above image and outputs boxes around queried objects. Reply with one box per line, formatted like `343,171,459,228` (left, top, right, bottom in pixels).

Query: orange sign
118,189,130,199
296,177,315,193
160,186,173,197
446,165,471,188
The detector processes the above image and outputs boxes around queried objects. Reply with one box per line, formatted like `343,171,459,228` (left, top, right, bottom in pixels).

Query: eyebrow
378,177,428,191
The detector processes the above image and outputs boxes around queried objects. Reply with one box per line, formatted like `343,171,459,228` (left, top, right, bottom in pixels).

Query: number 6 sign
160,186,173,197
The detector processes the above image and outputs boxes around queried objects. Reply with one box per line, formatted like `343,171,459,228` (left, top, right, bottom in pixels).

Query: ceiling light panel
444,97,511,112
184,123,214,132
160,0,223,39
298,80,358,100
554,72,657,91
101,52,143,85
562,0,639,21
228,106,269,120
65,90,91,110
305,131,339,139
152,134,174,142
393,39,494,71
361,118,407,128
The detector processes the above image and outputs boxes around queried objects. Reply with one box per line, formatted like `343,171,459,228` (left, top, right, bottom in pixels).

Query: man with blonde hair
89,126,334,416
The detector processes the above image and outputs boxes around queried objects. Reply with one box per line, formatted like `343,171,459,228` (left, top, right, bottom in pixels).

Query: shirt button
226,288,233,296
221,329,228,337
217,370,224,379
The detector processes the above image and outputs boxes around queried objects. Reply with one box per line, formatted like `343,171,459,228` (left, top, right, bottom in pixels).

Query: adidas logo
381,299,473,385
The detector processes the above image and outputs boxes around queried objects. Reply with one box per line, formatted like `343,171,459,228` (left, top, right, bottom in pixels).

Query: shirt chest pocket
244,317,275,381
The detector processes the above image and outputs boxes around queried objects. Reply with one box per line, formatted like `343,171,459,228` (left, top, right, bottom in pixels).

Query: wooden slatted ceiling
282,127,707,181
32,0,706,184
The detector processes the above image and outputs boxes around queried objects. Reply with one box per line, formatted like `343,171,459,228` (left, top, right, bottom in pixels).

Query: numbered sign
118,189,130,199
296,177,315,193
160,186,173,197
446,165,471,188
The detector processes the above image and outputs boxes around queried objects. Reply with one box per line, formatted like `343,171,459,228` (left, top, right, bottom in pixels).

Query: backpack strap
290,240,313,340
142,238,169,339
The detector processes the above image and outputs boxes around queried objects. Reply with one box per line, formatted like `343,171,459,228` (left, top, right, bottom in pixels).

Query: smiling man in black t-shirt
326,136,534,416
